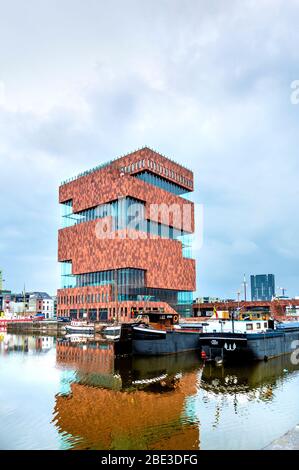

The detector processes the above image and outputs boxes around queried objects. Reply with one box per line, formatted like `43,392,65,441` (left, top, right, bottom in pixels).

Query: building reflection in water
53,338,299,450
0,333,54,354
1,333,299,450
54,338,202,450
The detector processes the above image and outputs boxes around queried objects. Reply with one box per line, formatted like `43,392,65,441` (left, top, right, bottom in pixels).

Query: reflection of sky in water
1,334,299,450
58,370,77,396
184,367,299,450
0,346,61,449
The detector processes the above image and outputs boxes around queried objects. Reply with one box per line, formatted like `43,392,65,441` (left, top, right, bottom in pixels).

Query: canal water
0,332,299,450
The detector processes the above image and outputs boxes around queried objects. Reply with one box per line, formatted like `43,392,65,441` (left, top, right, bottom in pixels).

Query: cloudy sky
0,0,298,298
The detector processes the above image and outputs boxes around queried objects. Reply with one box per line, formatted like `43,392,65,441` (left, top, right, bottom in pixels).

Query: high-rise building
250,274,275,301
57,147,196,321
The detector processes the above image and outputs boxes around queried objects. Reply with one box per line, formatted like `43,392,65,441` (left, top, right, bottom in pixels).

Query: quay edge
264,425,299,450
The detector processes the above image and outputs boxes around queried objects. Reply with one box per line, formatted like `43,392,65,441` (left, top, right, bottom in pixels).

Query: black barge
200,322,299,363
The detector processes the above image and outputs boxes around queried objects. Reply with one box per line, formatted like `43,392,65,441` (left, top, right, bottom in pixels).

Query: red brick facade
59,165,194,232
58,224,195,291
57,147,196,319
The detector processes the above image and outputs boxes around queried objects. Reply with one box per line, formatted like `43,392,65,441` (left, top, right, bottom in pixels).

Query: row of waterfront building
0,289,56,319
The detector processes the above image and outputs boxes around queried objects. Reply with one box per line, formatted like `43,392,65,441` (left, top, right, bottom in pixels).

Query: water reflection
201,355,299,401
1,333,299,450
54,338,202,450
0,332,55,354
194,355,299,449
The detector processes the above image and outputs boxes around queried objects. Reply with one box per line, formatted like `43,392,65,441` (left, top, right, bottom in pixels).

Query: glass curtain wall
60,263,192,313
133,171,187,195
60,261,76,288
60,198,193,258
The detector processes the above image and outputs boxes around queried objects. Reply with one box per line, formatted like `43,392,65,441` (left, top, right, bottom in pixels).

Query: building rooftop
60,146,193,187
11,291,52,299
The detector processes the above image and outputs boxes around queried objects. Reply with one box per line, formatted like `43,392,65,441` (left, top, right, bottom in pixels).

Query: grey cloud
0,0,298,297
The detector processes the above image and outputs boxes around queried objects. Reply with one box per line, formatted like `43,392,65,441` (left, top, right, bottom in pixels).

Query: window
246,323,253,330
256,323,261,329
88,309,97,321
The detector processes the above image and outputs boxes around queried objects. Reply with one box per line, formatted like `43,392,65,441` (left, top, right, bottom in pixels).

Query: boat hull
200,327,299,362
132,329,201,356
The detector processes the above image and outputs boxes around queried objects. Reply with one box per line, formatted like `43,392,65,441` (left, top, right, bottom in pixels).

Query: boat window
264,322,268,328
256,323,261,329
246,323,253,330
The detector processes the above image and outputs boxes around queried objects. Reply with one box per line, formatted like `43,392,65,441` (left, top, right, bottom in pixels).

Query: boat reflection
201,354,299,397
198,355,299,431
1,333,299,450
54,337,203,450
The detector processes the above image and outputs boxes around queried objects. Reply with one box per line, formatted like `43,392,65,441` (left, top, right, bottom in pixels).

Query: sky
0,0,298,298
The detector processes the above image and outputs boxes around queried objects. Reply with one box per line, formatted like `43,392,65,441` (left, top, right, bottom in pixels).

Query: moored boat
128,312,201,356
65,320,95,334
199,318,299,363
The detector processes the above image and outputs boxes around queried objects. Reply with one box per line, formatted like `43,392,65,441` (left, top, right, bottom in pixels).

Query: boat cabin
239,311,270,321
135,312,179,329
202,319,271,334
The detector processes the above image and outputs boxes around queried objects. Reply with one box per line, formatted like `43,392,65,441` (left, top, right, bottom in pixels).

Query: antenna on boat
230,307,235,334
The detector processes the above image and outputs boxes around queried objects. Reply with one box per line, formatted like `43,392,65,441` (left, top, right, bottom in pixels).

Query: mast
231,307,235,334
243,274,247,302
